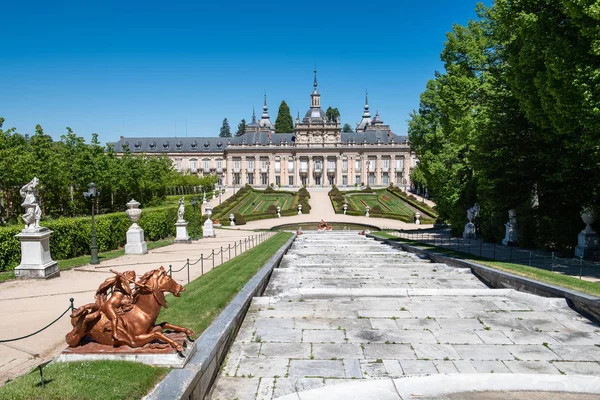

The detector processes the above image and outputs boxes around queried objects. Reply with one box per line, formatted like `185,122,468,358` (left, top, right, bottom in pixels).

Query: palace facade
111,70,417,188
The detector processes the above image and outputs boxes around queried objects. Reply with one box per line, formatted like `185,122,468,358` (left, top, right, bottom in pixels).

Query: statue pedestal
202,220,215,238
574,229,599,259
502,223,518,246
14,229,59,279
463,222,476,239
175,221,190,243
125,224,148,255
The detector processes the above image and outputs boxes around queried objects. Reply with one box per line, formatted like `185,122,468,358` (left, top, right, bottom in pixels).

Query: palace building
111,70,417,188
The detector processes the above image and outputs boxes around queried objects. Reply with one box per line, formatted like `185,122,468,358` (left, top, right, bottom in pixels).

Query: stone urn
229,213,235,226
276,206,281,218
298,204,302,215
581,208,596,233
126,199,142,226
415,212,421,225
343,203,348,215
365,206,370,218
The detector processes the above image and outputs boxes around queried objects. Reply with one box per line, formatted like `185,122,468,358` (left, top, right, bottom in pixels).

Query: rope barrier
0,298,74,343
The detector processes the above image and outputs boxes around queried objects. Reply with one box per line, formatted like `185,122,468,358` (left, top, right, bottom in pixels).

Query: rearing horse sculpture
66,266,194,352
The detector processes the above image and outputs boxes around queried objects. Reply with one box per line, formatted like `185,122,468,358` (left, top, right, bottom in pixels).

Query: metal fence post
168,264,172,278
201,255,204,275
70,298,75,312
212,249,215,269
187,259,190,284
221,246,223,265
229,244,231,260
551,252,555,272
234,242,237,257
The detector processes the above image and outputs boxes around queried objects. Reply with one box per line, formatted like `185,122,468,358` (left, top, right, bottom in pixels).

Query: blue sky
0,0,486,144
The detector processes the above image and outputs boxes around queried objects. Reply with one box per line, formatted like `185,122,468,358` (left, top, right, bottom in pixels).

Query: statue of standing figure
177,197,185,223
20,177,42,231
463,203,480,239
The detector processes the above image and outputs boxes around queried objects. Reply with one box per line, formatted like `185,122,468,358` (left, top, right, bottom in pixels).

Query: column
390,154,396,186
336,155,342,186
376,155,382,186
269,156,275,186
404,154,411,187
241,156,247,185
226,156,233,186
362,155,367,186
294,155,300,188
254,157,260,186
308,155,313,187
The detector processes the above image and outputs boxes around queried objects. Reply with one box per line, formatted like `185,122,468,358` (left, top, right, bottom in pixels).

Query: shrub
333,193,345,204
264,186,275,193
300,201,311,213
266,204,278,214
371,205,383,214
233,213,246,225
363,186,374,193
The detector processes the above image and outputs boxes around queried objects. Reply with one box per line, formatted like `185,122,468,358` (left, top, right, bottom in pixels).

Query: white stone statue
575,207,599,259
20,177,42,231
502,209,518,246
177,197,185,222
463,203,479,239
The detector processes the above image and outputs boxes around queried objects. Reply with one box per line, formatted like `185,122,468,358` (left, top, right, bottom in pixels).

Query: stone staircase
209,232,600,400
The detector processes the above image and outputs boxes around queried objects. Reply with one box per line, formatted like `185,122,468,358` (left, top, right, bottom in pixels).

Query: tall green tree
235,119,247,137
325,107,340,123
342,123,353,132
219,118,231,137
274,101,293,133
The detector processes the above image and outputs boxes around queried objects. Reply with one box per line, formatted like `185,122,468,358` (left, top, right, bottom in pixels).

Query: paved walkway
0,187,273,384
209,232,600,399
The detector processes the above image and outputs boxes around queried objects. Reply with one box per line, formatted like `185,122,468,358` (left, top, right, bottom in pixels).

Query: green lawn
342,190,416,217
230,190,298,217
0,361,168,400
0,239,173,284
372,232,600,297
159,231,293,336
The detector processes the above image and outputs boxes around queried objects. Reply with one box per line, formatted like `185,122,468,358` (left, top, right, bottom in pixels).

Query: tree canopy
342,123,353,132
0,121,216,222
408,1,600,252
274,101,294,133
326,107,340,123
235,119,247,137
219,118,231,137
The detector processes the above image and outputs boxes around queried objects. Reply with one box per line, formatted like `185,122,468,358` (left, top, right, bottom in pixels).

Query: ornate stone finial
126,199,142,226
177,197,185,223
20,177,43,231
314,65,318,89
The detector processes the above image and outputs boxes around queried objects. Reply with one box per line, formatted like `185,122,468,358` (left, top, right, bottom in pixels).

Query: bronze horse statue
66,266,194,352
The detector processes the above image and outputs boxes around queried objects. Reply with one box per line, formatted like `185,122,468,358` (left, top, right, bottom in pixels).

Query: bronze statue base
57,332,196,368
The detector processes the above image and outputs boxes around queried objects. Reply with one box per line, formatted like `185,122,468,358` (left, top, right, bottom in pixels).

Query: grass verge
0,239,174,284
0,361,168,400
372,232,600,297
159,231,293,337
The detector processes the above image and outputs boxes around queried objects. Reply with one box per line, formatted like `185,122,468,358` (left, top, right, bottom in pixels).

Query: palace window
190,159,197,173
261,173,268,185
275,176,281,186
288,160,294,172
248,159,255,172
368,173,375,185
382,159,390,171
233,160,241,171
275,160,281,173
288,176,294,186
356,175,361,185
216,159,223,171
342,175,348,186
203,159,210,171
248,174,254,184
328,160,335,171
342,160,348,172
383,173,389,185
355,160,361,172
176,159,182,172
396,158,404,170
300,161,308,172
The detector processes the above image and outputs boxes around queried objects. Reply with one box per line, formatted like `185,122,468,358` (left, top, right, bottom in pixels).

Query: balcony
314,166,323,174
327,166,336,173
233,167,240,173
300,167,308,174
260,167,268,173
247,168,254,173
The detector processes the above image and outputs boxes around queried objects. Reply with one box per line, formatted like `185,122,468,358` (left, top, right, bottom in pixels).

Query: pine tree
274,101,294,133
342,123,353,132
219,118,231,137
235,119,247,137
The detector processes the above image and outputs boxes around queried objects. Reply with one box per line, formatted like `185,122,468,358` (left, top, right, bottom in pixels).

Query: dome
304,107,326,122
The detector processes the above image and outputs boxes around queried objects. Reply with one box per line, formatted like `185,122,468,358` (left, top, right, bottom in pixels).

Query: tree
326,107,340,123
274,101,293,133
342,123,353,132
235,119,247,137
219,118,231,137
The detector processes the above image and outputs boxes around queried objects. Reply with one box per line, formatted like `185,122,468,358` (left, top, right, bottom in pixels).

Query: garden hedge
0,205,201,272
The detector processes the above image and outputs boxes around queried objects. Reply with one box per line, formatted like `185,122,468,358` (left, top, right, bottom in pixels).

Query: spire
259,92,274,129
356,89,372,132
313,66,318,90
365,90,369,110
251,106,257,123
